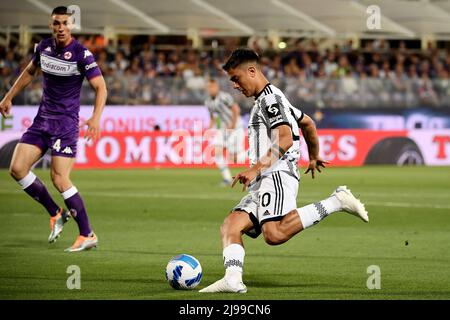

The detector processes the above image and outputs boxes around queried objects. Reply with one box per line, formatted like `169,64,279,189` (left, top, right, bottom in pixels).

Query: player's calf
262,222,291,246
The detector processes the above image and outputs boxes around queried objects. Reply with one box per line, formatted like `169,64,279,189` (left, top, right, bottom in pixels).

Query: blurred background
1,0,450,168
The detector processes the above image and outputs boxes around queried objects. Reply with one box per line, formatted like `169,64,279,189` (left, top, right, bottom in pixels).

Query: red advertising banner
74,129,413,169
1,129,449,168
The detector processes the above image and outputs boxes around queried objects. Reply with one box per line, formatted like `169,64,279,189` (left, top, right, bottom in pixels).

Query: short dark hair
222,48,260,71
51,6,72,16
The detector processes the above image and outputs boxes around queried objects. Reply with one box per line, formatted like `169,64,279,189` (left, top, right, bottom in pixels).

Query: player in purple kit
0,6,107,252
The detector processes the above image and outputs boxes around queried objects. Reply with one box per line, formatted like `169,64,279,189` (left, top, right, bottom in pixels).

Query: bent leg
52,156,92,237
10,143,60,217
261,210,304,246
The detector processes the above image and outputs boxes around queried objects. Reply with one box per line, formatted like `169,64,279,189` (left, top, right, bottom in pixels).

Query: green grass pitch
0,166,449,300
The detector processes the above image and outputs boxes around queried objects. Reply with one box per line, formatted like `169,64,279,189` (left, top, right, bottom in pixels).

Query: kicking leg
262,186,369,246
298,186,369,229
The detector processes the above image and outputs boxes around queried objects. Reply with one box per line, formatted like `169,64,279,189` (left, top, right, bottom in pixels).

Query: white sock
223,244,245,286
17,172,37,189
215,154,232,182
61,186,78,200
297,195,342,229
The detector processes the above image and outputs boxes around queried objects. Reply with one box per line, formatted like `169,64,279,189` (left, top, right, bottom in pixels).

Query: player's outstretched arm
81,75,107,141
0,61,38,118
298,114,329,178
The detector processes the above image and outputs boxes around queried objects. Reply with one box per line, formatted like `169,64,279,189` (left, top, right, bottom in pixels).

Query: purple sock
18,172,60,217
62,186,92,237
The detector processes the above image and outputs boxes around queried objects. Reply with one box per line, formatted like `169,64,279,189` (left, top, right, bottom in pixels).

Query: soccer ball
165,254,202,290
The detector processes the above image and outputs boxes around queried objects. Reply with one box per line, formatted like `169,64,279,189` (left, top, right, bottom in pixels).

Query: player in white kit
200,49,369,293
205,79,245,185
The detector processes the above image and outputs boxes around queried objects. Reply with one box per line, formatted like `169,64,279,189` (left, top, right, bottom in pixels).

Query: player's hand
304,158,330,179
0,97,12,118
232,167,259,191
80,116,101,141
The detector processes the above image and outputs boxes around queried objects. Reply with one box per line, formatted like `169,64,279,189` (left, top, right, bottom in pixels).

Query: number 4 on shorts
53,139,61,152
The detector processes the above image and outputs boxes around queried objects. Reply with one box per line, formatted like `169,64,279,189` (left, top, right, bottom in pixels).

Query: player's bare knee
50,171,68,192
220,215,235,237
221,213,246,237
9,163,26,180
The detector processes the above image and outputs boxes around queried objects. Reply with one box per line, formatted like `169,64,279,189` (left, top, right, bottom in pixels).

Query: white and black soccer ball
165,254,202,290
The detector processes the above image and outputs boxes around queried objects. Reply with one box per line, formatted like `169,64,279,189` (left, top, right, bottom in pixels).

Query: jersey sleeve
290,106,304,123
31,41,42,67
261,93,290,129
79,48,102,80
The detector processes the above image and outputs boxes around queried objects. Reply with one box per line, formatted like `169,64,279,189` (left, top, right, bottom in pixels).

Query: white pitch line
1,190,450,210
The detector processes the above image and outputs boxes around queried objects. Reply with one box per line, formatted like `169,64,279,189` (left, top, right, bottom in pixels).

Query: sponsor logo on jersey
44,46,52,53
85,61,98,71
267,104,279,115
40,54,80,76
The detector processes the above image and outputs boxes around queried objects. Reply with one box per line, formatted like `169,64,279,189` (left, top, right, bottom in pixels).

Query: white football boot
332,186,369,222
199,277,247,293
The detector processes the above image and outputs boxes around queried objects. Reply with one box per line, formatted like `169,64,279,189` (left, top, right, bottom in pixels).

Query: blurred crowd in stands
1,34,450,110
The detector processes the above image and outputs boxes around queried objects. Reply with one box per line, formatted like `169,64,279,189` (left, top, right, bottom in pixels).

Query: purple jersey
20,37,102,158
32,37,101,121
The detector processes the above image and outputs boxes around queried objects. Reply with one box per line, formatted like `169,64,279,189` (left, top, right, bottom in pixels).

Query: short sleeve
261,93,289,129
32,41,42,67
79,48,102,80
290,106,304,122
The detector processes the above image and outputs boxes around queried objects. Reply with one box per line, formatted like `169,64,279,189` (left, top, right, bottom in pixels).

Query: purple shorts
20,116,78,158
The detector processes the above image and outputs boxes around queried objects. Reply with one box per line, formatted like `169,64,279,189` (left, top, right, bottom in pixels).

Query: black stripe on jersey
255,120,261,160
259,98,272,125
255,83,271,100
290,108,298,121
276,172,284,215
275,94,289,123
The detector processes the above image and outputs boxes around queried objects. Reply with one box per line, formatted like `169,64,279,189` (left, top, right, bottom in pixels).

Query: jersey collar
254,83,271,100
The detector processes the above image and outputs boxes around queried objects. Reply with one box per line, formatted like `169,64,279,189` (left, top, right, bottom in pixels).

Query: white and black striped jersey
248,83,303,180
205,91,242,130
